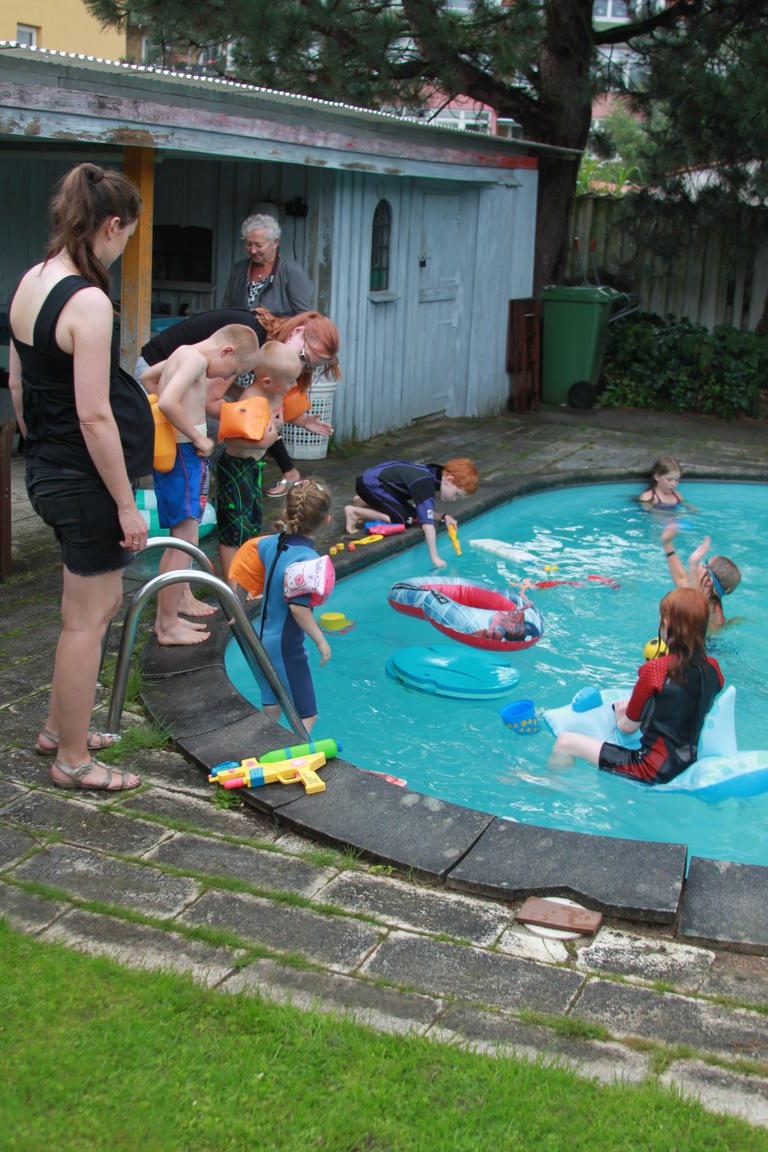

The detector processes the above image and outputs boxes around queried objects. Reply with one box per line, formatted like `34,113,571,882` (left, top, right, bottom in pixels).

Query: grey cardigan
220,250,313,317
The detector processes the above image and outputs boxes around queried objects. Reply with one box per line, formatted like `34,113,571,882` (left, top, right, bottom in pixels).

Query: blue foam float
543,685,768,802
386,644,520,700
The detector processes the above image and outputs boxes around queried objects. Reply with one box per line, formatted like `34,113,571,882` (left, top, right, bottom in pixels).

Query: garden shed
0,44,576,441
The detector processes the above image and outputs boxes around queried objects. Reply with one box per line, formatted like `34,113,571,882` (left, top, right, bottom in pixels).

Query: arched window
370,200,392,292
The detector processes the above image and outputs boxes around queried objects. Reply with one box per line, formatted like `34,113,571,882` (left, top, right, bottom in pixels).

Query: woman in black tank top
8,163,151,792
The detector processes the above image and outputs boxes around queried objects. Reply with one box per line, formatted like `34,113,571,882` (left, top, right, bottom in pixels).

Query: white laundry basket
282,378,336,460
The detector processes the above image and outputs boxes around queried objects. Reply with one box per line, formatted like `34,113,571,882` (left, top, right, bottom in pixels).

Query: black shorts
26,464,132,576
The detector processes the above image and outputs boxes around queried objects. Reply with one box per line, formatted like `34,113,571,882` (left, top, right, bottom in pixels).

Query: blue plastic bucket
499,699,540,734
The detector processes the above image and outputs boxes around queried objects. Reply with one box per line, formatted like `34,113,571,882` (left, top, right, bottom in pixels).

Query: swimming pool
226,481,768,867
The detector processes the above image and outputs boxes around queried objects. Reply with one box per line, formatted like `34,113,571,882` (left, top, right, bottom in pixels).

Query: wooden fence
564,195,768,333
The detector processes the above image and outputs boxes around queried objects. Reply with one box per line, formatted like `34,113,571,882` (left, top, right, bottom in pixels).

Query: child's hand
193,433,215,457
444,514,458,531
432,556,447,570
317,636,331,666
661,522,679,547
302,415,334,436
689,535,711,566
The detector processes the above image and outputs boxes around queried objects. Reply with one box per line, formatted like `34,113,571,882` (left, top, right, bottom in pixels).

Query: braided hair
274,478,332,537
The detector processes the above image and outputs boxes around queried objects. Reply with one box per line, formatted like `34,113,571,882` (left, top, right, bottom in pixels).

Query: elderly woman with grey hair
221,212,313,318
221,212,316,495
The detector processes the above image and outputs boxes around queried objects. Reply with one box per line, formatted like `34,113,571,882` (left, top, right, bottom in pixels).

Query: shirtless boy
213,341,302,583
142,323,260,644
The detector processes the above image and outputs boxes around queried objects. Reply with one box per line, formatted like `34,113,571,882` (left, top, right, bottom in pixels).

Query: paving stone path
3,405,768,1130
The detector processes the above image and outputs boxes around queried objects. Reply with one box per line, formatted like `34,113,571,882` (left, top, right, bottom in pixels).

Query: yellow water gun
209,751,327,794
447,522,461,556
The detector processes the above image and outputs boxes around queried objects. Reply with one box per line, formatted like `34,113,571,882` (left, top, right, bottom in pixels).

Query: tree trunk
533,155,583,292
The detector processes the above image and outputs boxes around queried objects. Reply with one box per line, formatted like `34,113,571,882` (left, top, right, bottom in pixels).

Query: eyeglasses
703,564,725,599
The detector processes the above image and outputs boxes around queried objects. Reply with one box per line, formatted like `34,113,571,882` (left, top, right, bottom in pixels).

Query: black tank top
12,275,153,477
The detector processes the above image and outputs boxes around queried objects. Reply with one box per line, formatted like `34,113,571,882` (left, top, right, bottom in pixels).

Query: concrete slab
431,1003,652,1085
3,790,170,855
0,823,39,868
141,620,229,679
179,887,382,972
13,843,199,918
256,760,493,881
448,819,686,923
700,953,768,1008
0,778,26,806
0,653,54,699
223,957,441,1034
0,744,61,789
680,857,768,953
142,665,254,738
41,907,243,987
147,831,336,898
0,878,66,933
572,980,768,1060
116,786,278,841
661,1059,768,1130
576,928,715,990
128,748,216,798
361,930,584,1014
320,872,508,946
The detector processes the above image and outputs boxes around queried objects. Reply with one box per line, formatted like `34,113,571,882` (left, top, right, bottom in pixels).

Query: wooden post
121,147,155,372
0,420,15,581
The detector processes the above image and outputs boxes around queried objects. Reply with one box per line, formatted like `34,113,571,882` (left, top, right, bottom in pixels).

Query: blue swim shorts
154,442,209,529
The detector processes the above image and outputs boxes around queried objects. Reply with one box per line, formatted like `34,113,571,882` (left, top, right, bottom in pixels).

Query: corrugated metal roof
0,41,580,168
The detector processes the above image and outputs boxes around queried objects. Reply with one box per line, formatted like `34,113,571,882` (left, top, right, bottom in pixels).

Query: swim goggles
703,563,725,599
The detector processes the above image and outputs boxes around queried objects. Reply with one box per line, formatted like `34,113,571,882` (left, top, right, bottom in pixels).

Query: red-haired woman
9,163,153,790
252,309,341,497
552,588,724,784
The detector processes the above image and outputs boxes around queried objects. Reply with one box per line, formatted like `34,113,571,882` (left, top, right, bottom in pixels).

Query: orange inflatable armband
148,393,177,473
283,386,311,424
218,396,271,442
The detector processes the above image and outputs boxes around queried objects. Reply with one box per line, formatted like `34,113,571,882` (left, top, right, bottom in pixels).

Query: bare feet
344,511,362,535
154,619,211,646
179,586,217,618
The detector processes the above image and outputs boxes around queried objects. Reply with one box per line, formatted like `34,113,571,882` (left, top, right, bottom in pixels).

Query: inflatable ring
135,488,216,539
388,576,543,652
543,685,768,802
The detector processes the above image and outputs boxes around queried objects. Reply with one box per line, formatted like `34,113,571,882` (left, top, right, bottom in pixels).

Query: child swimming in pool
551,587,724,783
661,522,741,632
228,478,332,733
637,454,685,508
343,457,478,570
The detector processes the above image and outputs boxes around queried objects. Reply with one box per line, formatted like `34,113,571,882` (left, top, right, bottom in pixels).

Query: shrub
599,312,766,419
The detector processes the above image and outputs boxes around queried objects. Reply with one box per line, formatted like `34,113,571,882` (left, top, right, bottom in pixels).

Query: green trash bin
539,285,626,408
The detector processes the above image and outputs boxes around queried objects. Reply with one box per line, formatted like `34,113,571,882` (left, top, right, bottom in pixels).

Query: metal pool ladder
106,538,310,742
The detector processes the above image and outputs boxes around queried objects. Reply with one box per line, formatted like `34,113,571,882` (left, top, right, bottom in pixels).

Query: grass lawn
1,919,764,1151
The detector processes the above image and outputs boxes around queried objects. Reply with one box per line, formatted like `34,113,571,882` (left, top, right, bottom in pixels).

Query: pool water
226,481,768,867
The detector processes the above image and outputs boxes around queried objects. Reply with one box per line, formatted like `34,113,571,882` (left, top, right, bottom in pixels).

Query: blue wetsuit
355,461,443,526
253,533,319,717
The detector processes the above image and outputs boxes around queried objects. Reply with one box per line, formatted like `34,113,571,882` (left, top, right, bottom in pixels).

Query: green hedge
599,313,766,419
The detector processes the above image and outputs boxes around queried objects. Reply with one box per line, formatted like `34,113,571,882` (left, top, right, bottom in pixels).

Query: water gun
209,751,326,794
365,522,406,536
348,534,383,552
258,738,341,763
447,523,461,556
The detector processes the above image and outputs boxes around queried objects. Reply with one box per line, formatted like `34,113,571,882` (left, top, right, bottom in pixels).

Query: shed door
404,191,462,421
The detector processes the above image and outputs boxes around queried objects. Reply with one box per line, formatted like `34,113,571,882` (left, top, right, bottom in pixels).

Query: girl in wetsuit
552,588,724,784
228,478,333,732
637,454,683,507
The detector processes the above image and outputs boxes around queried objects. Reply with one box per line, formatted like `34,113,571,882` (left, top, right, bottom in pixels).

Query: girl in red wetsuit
552,588,724,784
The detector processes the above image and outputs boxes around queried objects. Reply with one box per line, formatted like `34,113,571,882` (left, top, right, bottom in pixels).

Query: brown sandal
51,756,140,792
36,728,120,757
